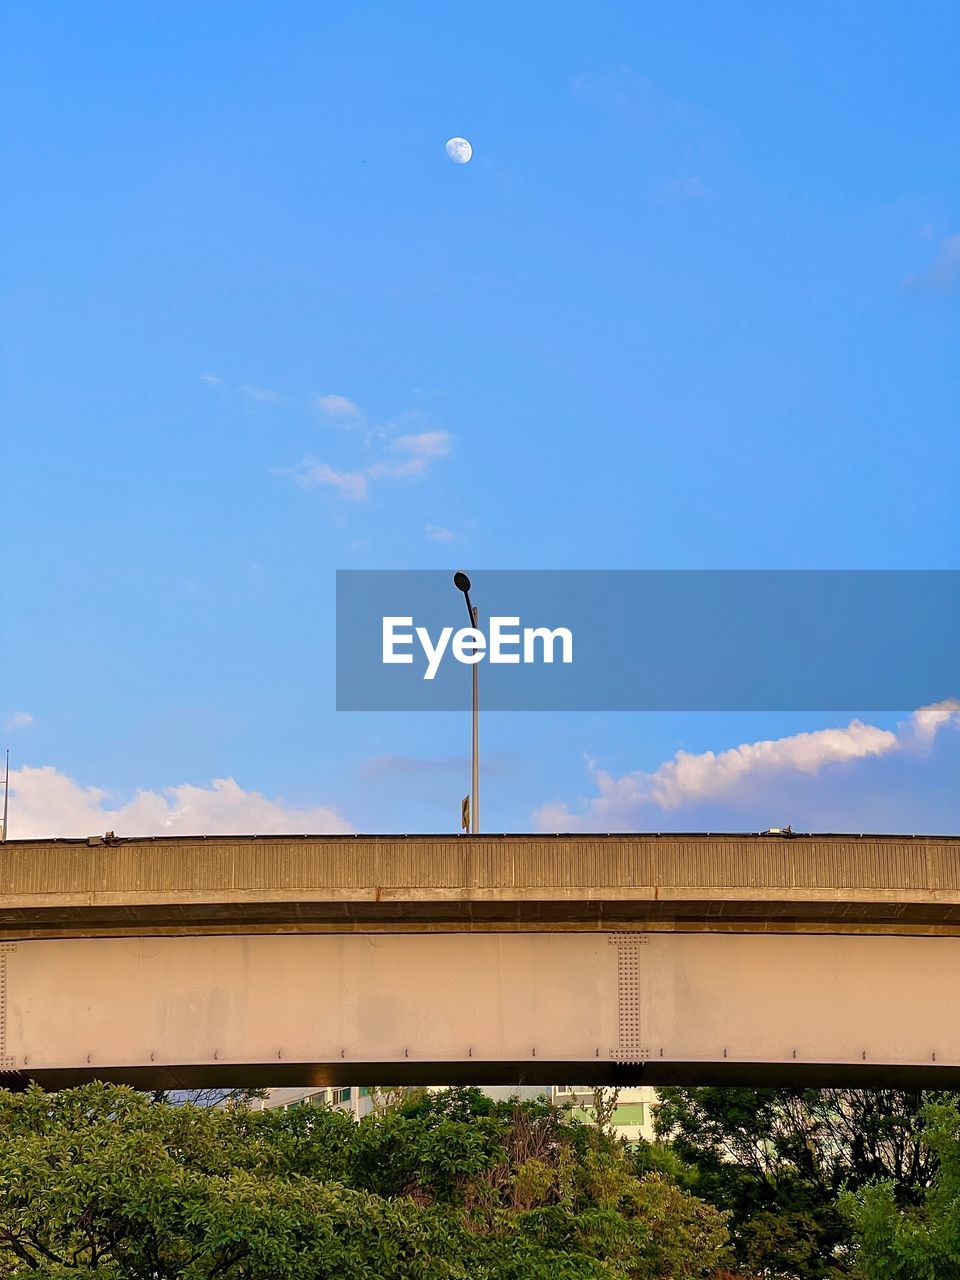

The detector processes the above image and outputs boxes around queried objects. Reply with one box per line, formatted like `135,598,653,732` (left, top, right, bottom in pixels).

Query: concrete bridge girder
4,929,958,1089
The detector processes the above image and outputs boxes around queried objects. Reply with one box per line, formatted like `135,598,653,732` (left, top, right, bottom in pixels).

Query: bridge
1,831,960,1090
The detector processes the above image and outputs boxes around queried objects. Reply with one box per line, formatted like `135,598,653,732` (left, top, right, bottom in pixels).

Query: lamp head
453,571,471,594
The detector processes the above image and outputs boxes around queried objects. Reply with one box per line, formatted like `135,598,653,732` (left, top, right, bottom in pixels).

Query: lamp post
453,571,479,834
1,750,8,843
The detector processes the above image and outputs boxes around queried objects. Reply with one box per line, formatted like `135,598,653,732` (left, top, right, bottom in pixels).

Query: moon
445,137,473,164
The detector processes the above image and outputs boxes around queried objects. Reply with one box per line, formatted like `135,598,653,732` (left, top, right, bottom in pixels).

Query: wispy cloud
368,430,454,480
362,753,513,781
362,755,470,780
396,431,452,459
902,234,960,293
315,394,361,421
289,428,454,500
199,373,222,385
534,700,960,831
572,64,700,134
572,63,716,191
425,523,455,542
661,175,709,200
6,767,353,839
241,385,281,402
292,461,368,500
4,711,33,732
573,65,652,114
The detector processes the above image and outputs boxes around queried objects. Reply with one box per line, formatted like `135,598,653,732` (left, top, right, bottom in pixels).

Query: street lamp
453,571,479,834
1,750,8,843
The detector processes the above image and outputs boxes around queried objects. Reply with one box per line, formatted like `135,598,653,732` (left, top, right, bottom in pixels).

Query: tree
0,1083,734,1280
589,1086,623,1135
150,1087,267,1109
653,1086,951,1278
844,1100,960,1279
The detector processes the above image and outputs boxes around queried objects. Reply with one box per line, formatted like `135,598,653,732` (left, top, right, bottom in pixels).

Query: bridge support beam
6,930,960,1089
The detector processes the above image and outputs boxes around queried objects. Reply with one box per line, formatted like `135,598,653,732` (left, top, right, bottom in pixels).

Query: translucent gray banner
336,570,959,711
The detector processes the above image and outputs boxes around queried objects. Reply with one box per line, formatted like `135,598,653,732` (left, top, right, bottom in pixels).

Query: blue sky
2,1,958,837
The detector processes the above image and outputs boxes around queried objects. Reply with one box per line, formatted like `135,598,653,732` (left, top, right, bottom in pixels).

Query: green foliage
654,1086,952,1278
0,1083,732,1280
844,1101,960,1279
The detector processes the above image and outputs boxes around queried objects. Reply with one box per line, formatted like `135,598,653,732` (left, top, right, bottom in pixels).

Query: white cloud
368,430,454,480
315,394,361,420
908,698,960,744
292,460,368,500
395,431,452,458
902,234,960,292
425,524,455,542
4,711,33,731
199,373,222,385
534,700,960,831
289,429,454,500
646,720,898,809
241,385,281,402
6,767,353,839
